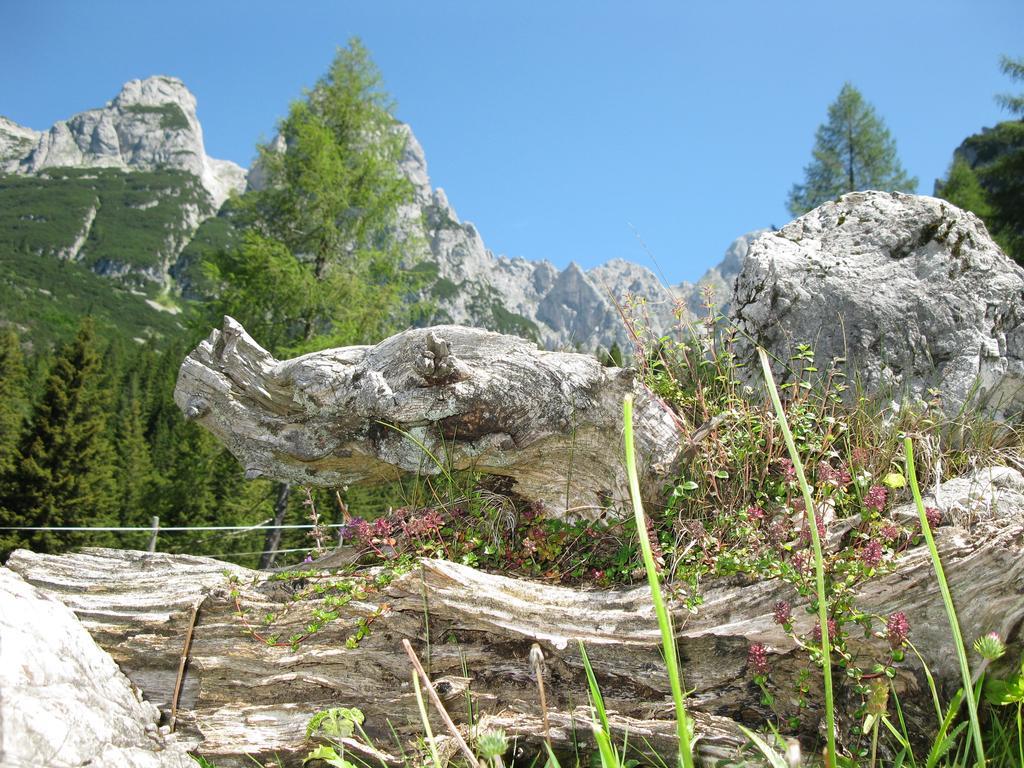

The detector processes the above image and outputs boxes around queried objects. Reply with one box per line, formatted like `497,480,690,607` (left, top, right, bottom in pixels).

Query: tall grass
758,348,837,766
623,394,695,768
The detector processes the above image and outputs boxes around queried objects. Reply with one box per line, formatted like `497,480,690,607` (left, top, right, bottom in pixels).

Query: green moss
122,103,190,131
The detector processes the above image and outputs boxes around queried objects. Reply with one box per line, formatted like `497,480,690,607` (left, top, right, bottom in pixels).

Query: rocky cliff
3,76,246,207
2,75,756,351
396,127,759,351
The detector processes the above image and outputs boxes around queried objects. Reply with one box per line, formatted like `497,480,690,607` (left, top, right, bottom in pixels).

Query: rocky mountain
1,74,759,351
396,127,762,351
2,76,245,206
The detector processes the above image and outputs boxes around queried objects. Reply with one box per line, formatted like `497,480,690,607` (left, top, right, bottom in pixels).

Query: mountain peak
6,76,244,207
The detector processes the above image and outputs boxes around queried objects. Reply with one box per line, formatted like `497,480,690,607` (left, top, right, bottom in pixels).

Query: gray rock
396,127,756,351
889,465,1024,529
0,115,41,168
13,76,245,206
0,566,196,767
731,191,1024,418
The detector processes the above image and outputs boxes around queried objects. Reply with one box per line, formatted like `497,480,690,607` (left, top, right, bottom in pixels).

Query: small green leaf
679,480,699,491
303,744,355,768
882,472,906,489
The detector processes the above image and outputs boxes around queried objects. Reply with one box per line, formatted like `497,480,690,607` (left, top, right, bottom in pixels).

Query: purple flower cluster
818,463,852,486
811,618,838,643
773,600,792,626
925,507,942,528
747,506,766,522
777,458,797,483
887,612,910,648
748,642,769,675
864,485,888,512
860,539,883,568
402,509,444,537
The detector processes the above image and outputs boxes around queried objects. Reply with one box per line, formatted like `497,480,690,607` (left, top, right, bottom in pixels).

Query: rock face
397,127,755,351
731,191,1024,418
0,565,195,767
0,115,40,165
5,76,245,207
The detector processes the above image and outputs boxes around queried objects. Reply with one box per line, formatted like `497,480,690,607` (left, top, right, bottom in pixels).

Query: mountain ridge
1,75,762,352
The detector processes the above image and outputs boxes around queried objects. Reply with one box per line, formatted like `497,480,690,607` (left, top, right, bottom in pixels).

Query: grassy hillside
0,246,185,352
0,168,212,279
0,168,214,349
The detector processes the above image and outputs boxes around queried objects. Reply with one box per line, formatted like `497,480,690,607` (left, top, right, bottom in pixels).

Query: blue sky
2,1,1021,284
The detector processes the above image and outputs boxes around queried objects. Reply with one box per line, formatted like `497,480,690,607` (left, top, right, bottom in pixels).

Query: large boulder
0,566,196,767
731,191,1024,418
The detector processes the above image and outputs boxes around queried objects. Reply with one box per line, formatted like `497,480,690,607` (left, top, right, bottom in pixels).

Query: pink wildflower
748,643,769,675
887,612,910,648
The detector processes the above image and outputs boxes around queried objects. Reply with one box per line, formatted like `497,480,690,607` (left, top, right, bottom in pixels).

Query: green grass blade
410,669,443,768
623,394,695,768
758,348,836,764
579,641,612,735
736,725,791,768
905,437,985,767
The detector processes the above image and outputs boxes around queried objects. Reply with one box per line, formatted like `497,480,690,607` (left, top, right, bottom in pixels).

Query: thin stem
402,638,480,768
757,348,836,766
623,394,694,768
904,436,985,767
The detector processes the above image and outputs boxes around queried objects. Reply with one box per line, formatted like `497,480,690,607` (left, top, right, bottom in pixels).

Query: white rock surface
0,565,196,767
11,76,245,206
731,191,1024,418
0,115,41,168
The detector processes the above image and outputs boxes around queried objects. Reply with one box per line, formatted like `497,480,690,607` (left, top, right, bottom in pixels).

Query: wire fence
0,519,346,565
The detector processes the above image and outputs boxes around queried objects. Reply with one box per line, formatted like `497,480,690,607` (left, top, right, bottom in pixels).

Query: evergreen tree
114,377,155,546
788,83,917,217
203,38,422,356
0,329,27,479
6,318,117,553
935,55,1024,265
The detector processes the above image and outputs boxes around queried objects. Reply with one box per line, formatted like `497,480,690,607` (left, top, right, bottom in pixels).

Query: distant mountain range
0,76,761,351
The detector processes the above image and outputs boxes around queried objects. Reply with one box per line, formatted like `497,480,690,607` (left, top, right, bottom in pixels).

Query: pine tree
936,55,1024,265
114,377,155,547
0,329,27,478
788,83,917,217
7,318,118,553
203,38,421,357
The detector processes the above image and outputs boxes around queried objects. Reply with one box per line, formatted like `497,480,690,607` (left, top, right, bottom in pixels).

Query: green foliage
937,55,1024,266
122,102,191,131
203,38,423,356
0,329,27,479
2,318,118,553
0,168,212,273
935,158,994,223
788,83,917,217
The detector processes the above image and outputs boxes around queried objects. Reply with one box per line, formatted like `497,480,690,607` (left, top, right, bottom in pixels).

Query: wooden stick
169,595,205,731
402,638,480,768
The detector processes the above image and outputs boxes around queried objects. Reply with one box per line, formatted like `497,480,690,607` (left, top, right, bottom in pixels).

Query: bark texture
6,509,1022,767
174,318,683,517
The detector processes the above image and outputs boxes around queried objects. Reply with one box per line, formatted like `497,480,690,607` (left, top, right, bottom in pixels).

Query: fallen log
174,318,684,517
6,494,1022,766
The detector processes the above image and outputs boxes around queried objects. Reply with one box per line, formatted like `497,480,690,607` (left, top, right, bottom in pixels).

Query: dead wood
6,518,1022,766
174,318,683,518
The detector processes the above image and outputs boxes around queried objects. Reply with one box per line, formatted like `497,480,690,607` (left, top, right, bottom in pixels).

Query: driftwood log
174,318,683,517
6,509,1022,767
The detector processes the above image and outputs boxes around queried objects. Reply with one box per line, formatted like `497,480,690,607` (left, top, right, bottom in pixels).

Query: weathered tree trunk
6,515,1022,767
174,318,684,518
